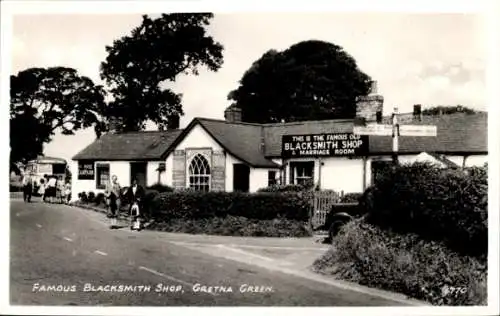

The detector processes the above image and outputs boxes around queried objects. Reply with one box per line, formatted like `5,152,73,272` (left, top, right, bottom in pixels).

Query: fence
311,190,341,229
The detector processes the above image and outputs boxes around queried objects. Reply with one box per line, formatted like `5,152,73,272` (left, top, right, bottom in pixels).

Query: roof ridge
264,118,355,127
196,117,264,127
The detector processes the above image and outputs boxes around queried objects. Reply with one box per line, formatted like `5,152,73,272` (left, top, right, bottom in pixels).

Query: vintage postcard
2,1,499,316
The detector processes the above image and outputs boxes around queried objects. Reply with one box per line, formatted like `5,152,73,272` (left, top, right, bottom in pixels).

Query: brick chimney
167,114,180,130
413,104,422,121
355,81,384,123
224,104,242,122
108,116,121,134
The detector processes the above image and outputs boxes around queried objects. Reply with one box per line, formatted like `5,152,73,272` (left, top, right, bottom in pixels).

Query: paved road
10,199,409,306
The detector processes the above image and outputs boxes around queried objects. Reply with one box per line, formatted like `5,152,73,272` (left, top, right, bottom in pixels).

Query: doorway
130,162,147,187
233,163,250,192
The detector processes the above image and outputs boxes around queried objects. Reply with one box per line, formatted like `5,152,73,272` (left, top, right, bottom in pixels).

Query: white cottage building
71,89,488,198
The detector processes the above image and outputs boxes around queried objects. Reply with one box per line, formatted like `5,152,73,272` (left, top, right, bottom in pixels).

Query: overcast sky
11,12,486,161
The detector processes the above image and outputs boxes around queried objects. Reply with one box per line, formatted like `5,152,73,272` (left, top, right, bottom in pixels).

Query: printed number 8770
442,286,467,296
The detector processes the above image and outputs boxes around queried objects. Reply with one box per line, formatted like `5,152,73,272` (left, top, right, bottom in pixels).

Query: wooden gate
311,191,341,229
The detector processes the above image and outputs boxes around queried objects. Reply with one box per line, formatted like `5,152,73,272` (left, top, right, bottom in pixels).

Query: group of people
22,172,144,231
22,173,71,204
105,175,145,231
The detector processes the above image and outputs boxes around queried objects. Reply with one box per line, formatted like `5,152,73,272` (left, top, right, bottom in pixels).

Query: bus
24,156,67,194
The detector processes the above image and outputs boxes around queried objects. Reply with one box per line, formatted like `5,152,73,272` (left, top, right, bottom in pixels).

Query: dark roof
368,112,487,154
72,130,183,161
29,156,67,164
196,118,279,168
72,112,487,165
262,112,487,156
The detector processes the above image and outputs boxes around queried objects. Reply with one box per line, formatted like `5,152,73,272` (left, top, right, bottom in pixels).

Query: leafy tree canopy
422,105,477,115
10,67,106,164
100,13,224,132
228,40,373,123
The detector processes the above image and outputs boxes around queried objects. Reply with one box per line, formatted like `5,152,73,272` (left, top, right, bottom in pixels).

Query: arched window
188,154,211,192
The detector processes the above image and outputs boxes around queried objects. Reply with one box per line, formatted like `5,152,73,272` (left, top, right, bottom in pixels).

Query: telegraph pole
392,107,399,164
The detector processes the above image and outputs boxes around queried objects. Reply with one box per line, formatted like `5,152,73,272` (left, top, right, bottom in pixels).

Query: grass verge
312,220,487,306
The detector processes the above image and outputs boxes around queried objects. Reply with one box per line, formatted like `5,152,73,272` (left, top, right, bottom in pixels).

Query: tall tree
422,105,476,115
10,67,106,164
228,40,373,123
100,13,224,132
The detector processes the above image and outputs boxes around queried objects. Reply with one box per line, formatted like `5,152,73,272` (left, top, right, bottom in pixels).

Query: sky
11,12,487,162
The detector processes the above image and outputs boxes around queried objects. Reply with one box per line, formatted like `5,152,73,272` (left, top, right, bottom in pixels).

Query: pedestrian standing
38,178,46,202
22,173,33,203
46,176,57,203
57,176,65,204
64,182,72,204
105,175,122,229
125,178,145,231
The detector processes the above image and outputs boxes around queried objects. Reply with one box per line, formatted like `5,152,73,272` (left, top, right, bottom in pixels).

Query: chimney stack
108,116,121,134
167,114,180,130
224,104,242,122
413,104,422,121
355,81,384,123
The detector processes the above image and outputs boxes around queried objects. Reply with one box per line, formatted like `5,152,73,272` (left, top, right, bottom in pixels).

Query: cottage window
268,171,277,186
290,161,314,186
96,164,110,189
188,154,211,192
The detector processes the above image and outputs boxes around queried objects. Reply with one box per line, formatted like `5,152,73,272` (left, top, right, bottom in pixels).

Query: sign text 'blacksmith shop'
281,133,369,158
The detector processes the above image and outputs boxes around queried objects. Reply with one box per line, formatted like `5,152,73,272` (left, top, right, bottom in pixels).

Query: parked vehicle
24,156,67,195
317,191,370,243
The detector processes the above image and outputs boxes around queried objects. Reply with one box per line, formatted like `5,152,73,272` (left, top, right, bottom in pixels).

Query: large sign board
281,133,369,158
78,161,95,180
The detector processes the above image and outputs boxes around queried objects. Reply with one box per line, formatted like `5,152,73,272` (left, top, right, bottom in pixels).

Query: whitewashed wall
147,161,168,186
250,168,280,192
165,123,253,192
175,124,222,151
71,160,133,201
445,155,487,167
320,158,365,193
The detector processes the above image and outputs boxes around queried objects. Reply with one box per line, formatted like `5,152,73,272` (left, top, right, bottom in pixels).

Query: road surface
10,198,409,306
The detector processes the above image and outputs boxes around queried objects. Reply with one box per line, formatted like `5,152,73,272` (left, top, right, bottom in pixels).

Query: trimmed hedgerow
313,220,487,306
362,162,487,259
147,215,311,237
151,191,311,222
257,184,310,192
87,191,96,203
147,183,174,193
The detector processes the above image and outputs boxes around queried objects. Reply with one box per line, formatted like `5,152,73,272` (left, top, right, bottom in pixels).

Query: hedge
362,162,487,259
148,215,311,237
151,191,310,221
147,183,174,193
313,220,487,305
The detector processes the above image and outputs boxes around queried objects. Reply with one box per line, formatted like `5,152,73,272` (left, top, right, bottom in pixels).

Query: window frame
268,170,277,187
290,161,314,186
95,163,110,190
188,154,211,192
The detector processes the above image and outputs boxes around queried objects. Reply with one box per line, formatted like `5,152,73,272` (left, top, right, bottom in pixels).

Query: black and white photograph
2,0,499,315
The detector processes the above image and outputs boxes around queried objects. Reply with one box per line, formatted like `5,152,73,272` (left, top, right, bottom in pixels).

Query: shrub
87,191,96,203
78,192,88,203
362,162,487,258
258,184,310,192
147,215,311,237
339,192,363,203
151,191,310,222
147,183,174,193
94,193,106,207
143,189,160,218
313,220,487,306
